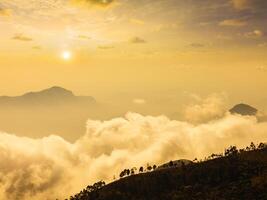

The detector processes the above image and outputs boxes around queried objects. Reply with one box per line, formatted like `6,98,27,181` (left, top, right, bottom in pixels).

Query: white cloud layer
184,93,227,123
0,109,267,199
133,98,146,104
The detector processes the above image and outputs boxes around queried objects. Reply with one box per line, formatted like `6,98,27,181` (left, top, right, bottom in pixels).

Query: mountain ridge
0,86,96,106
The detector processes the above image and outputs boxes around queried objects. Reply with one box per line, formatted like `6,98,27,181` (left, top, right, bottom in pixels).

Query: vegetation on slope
69,142,267,200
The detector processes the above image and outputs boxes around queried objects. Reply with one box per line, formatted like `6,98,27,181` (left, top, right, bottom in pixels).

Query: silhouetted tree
147,165,152,171
139,166,144,173
225,146,238,156
120,170,125,178
131,167,137,175
153,165,157,170
126,169,130,176
93,181,105,190
258,142,267,149
250,142,256,150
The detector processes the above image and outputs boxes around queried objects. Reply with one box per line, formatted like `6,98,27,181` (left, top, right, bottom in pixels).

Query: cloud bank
129,37,146,44
184,93,227,123
219,19,247,27
0,7,11,16
12,34,33,42
1,108,267,199
232,0,267,10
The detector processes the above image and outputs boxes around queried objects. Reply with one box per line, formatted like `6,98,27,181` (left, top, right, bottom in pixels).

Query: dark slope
70,145,267,200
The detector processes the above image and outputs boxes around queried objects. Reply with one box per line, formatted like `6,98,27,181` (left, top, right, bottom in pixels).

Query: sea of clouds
1,96,267,199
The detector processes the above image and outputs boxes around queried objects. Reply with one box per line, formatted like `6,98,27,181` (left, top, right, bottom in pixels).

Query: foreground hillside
70,143,267,200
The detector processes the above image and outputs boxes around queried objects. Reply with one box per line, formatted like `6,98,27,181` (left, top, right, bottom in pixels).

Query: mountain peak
229,103,258,116
0,86,96,106
23,86,74,98
48,86,70,91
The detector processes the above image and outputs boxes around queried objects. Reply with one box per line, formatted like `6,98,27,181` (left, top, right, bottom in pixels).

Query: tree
93,181,105,190
250,142,256,150
245,146,250,151
126,169,130,176
153,165,157,170
139,166,144,173
258,143,267,149
169,160,174,167
120,170,125,178
86,185,94,192
147,165,152,171
225,146,238,157
131,167,137,175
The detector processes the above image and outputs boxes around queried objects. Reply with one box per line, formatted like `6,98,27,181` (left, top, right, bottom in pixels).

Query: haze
0,0,267,199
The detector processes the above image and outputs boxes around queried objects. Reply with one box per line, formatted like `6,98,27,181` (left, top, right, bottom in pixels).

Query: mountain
229,103,258,116
0,86,95,106
0,86,97,141
70,144,267,200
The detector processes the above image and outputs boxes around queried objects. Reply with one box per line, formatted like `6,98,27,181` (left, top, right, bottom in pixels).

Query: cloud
129,37,146,44
232,0,252,10
130,18,145,25
97,45,114,50
152,23,179,32
0,8,11,16
72,0,114,7
245,30,264,38
231,0,267,10
256,66,267,72
219,19,247,27
258,42,267,47
0,110,267,199
184,94,227,123
78,35,91,40
133,98,146,105
32,46,42,50
190,43,205,48
12,34,33,42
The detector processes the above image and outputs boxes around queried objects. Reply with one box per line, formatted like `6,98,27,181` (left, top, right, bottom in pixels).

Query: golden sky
1,1,267,199
0,0,267,107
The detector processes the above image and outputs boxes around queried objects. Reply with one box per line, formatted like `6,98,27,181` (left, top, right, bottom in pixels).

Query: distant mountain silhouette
0,86,97,141
0,86,95,106
229,103,258,116
22,86,74,98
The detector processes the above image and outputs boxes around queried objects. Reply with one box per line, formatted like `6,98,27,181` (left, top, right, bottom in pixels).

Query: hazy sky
0,0,267,108
1,1,267,199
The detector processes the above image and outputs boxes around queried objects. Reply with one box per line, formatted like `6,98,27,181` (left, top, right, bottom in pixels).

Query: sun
61,51,72,60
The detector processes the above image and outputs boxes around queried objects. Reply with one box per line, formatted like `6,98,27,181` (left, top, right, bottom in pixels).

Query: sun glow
61,51,72,60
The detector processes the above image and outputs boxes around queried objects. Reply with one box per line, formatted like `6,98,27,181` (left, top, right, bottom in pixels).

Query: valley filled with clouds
0,0,267,199
0,98,267,199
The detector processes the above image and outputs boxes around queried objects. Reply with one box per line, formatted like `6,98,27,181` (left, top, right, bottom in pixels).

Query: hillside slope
70,144,267,200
